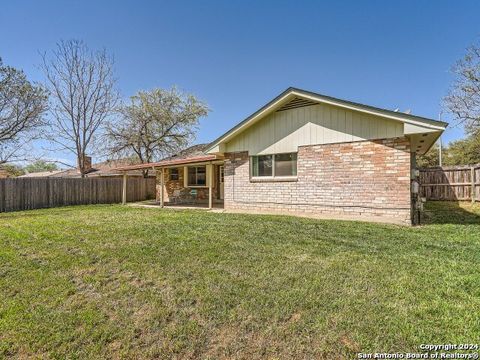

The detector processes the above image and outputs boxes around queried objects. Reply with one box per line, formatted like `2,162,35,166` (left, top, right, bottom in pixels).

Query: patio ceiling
115,155,221,172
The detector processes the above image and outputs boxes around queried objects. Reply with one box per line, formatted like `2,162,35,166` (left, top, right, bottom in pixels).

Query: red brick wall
224,137,412,224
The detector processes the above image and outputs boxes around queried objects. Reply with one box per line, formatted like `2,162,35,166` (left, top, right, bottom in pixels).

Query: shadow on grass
422,201,480,225
0,204,115,220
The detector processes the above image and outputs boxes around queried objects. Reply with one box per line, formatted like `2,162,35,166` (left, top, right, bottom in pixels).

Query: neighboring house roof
206,87,448,154
58,158,153,177
20,159,153,178
163,144,210,161
18,170,66,178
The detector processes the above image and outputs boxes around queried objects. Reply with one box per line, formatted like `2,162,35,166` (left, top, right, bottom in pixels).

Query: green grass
0,202,479,359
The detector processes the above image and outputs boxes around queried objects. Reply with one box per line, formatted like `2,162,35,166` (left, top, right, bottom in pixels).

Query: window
274,153,297,177
219,166,224,183
251,155,273,177
188,166,206,186
251,152,297,178
169,168,179,181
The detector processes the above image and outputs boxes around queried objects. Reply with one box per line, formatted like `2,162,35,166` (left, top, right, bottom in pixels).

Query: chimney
79,156,92,173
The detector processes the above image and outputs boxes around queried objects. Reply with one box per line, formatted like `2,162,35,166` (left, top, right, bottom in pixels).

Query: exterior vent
276,97,318,112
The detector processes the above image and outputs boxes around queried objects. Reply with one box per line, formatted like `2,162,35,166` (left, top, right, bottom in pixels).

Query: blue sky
1,0,479,165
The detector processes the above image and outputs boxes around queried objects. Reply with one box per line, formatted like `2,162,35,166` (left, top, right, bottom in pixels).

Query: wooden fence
0,177,156,213
419,165,480,201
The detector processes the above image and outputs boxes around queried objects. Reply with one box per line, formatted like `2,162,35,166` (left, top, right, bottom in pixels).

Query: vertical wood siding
0,177,156,213
225,103,403,155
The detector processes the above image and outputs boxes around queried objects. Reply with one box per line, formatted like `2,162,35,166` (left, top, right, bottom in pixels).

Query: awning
115,155,220,171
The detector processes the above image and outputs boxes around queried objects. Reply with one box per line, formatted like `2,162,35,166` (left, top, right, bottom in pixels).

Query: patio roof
115,154,219,171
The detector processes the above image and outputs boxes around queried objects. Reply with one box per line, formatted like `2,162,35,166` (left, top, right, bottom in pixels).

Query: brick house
117,88,447,225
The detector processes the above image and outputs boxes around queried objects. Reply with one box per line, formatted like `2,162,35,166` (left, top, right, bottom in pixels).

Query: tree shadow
422,201,480,225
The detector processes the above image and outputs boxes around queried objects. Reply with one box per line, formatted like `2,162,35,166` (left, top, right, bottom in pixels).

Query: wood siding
225,103,404,155
0,177,156,213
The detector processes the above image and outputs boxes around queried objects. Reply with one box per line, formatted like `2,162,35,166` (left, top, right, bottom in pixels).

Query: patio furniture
189,189,198,204
169,189,195,205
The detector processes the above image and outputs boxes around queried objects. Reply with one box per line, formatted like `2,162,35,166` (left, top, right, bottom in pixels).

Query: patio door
219,165,224,200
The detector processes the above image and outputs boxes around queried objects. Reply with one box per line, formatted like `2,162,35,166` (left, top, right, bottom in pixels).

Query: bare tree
41,40,118,176
444,42,480,134
106,87,209,176
0,58,48,164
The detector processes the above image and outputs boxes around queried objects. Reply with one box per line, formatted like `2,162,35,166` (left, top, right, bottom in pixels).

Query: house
116,87,447,225
19,158,153,178
18,170,67,178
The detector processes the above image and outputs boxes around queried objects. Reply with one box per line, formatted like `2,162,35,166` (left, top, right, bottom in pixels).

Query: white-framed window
250,152,297,178
187,166,206,186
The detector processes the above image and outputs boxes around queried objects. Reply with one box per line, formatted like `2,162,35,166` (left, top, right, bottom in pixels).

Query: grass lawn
0,202,479,359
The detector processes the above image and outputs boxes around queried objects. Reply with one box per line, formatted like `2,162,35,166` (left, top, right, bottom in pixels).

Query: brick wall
224,137,412,224
156,166,219,203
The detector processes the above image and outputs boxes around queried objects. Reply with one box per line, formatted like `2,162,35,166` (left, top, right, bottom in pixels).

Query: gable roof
206,87,448,153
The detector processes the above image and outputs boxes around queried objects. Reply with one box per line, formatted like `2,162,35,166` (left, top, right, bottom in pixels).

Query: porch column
208,163,213,209
160,167,164,208
122,172,127,205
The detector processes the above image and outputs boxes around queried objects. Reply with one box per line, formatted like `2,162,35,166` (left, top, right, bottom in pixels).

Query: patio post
122,172,127,205
208,163,213,209
160,167,164,208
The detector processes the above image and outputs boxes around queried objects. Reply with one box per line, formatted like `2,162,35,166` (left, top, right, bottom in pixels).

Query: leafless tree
444,42,480,134
0,58,48,164
106,87,209,176
41,40,119,176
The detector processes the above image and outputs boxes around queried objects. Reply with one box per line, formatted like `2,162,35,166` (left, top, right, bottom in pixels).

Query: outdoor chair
169,189,195,205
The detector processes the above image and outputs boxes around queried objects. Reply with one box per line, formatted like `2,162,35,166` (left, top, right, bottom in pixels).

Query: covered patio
129,200,225,211
116,154,225,209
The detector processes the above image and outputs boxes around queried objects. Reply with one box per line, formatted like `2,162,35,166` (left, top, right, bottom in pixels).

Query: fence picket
419,165,480,201
0,177,155,213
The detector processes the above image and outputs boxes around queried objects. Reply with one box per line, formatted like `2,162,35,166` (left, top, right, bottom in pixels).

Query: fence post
472,166,476,203
160,168,164,208
122,173,127,205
